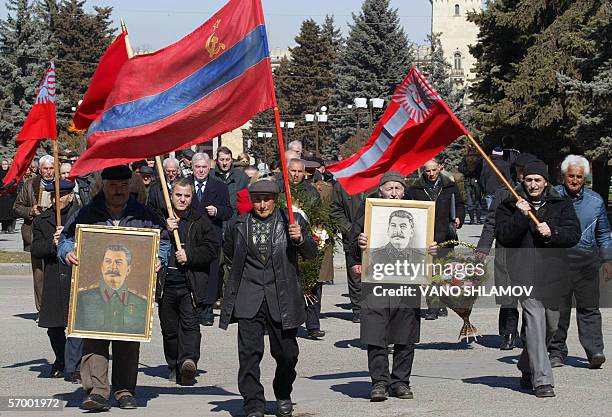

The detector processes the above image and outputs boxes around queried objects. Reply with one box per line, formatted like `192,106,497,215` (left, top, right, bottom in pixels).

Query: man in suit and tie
190,152,232,325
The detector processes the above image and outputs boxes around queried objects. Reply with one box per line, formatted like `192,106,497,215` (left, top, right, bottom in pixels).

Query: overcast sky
27,0,434,51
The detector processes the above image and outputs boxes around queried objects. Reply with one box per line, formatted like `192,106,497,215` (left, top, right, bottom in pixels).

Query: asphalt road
1,224,611,416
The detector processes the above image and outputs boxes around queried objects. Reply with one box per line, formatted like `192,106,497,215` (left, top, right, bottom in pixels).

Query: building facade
430,0,483,86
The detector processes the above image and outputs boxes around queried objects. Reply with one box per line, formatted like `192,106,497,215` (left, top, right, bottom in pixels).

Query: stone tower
430,0,483,86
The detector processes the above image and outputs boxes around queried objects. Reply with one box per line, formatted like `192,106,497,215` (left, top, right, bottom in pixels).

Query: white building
430,0,483,86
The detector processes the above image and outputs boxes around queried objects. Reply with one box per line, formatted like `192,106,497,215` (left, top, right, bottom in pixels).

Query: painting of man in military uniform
74,244,148,335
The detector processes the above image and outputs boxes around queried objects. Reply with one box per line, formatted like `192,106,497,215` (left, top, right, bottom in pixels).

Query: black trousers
47,327,66,366
549,265,603,360
499,306,520,336
345,252,361,313
305,283,322,331
237,300,299,414
158,284,201,371
368,344,415,387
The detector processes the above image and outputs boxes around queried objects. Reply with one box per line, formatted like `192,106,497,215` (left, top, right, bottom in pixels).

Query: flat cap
139,166,154,176
249,179,280,194
44,179,75,192
379,170,406,188
101,165,133,180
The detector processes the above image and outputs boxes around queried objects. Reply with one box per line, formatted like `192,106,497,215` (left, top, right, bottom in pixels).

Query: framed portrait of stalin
67,225,160,342
362,198,435,285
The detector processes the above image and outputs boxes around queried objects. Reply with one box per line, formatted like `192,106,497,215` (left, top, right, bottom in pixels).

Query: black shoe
499,334,518,350
276,398,293,416
352,311,361,323
437,307,448,317
81,394,111,412
247,412,264,417
389,383,413,399
589,352,606,369
534,384,555,398
549,356,565,368
307,329,325,340
519,374,532,390
71,370,82,384
48,362,64,378
424,309,438,320
180,359,197,385
117,395,138,409
201,318,214,326
370,381,388,402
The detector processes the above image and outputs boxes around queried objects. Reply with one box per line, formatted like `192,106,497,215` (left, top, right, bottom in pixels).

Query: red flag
70,0,275,178
2,64,57,192
71,32,130,131
17,63,57,141
327,67,469,195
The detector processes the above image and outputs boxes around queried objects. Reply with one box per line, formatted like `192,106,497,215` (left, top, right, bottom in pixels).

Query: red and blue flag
71,0,275,178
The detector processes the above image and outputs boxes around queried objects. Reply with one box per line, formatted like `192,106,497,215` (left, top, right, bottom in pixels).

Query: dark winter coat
480,155,512,195
330,181,370,252
32,202,80,328
495,185,581,306
219,208,317,330
347,199,420,347
211,164,249,216
0,169,17,221
405,175,465,244
13,175,44,251
156,209,220,305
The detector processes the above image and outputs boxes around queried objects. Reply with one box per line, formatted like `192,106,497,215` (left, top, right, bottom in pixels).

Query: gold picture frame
362,198,436,285
67,225,160,342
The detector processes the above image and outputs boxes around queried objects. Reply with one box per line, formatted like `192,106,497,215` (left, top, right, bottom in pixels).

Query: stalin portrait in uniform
75,244,148,335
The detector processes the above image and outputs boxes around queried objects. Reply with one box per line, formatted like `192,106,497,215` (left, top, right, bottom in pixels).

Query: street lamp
280,121,295,141
305,106,328,157
257,131,273,166
352,97,384,134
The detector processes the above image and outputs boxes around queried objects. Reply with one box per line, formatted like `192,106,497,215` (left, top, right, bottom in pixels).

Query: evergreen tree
332,0,414,146
421,33,467,169
0,0,50,149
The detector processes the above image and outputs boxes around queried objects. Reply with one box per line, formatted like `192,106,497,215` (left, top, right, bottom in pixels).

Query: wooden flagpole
121,18,181,246
465,133,540,225
53,139,61,226
273,106,295,224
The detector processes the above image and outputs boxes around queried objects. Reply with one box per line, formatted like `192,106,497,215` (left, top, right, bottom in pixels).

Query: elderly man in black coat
32,179,81,381
495,160,580,398
189,152,232,325
348,171,437,402
220,180,317,417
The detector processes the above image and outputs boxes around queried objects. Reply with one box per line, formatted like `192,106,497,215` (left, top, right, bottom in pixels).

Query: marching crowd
3,140,611,416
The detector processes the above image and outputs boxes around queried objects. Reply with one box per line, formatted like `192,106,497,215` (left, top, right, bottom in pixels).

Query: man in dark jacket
348,171,434,402
481,147,512,209
211,146,249,216
495,160,581,398
32,179,82,381
58,165,170,412
458,149,483,224
158,178,220,385
476,152,537,350
219,180,317,417
405,158,465,319
190,152,232,325
330,181,369,322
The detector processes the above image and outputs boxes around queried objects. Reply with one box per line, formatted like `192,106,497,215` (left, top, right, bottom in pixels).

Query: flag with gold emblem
71,0,275,178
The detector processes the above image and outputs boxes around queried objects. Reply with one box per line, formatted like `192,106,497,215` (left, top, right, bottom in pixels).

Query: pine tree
0,0,50,150
332,0,414,146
